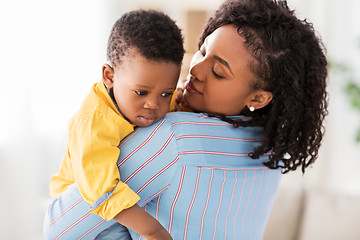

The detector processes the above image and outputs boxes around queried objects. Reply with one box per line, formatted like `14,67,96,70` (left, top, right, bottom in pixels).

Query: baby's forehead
114,46,179,68
113,50,180,87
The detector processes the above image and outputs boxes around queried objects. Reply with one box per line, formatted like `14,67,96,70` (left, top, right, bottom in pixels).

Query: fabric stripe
180,151,272,157
212,170,226,240
156,195,162,220
54,212,91,240
47,198,84,229
234,171,247,240
199,115,251,120
249,169,265,239
200,166,268,171
139,185,169,206
136,155,179,194
118,127,141,147
242,170,256,240
118,119,166,167
224,171,238,240
199,169,214,240
168,166,186,234
180,150,250,157
123,132,175,183
77,220,106,240
171,121,231,126
255,170,273,239
176,135,262,142
183,167,201,240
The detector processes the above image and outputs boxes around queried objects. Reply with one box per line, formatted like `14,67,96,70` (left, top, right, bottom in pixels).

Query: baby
48,9,184,239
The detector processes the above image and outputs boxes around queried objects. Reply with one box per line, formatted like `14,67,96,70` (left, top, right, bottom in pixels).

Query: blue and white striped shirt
118,112,282,240
44,112,282,240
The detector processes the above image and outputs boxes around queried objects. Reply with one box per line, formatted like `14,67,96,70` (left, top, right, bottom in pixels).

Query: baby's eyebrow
163,88,176,91
134,84,150,89
134,84,175,91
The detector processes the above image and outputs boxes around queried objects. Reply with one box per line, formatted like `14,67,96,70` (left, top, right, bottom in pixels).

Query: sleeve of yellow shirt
49,147,75,198
68,109,140,221
168,89,178,112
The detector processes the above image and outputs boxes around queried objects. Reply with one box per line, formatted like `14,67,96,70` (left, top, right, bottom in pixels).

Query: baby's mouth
138,115,157,126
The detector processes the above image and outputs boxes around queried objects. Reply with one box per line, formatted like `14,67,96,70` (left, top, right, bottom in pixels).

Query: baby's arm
114,204,172,240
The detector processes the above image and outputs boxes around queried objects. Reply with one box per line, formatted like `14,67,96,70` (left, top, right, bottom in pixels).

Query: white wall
1,0,359,239
0,0,105,239
286,0,360,196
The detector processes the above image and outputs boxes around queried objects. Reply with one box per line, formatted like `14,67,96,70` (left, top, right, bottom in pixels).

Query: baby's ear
102,64,115,89
248,90,273,110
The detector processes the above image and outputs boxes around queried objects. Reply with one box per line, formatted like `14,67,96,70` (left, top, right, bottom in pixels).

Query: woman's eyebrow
213,55,233,76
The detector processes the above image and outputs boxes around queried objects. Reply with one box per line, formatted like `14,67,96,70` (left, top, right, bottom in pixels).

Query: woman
44,0,328,239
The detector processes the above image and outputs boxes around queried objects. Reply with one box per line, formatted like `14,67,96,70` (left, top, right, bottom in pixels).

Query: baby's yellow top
50,81,140,220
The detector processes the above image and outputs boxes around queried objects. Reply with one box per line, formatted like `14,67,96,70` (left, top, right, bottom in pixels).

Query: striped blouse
44,112,281,240
118,112,282,240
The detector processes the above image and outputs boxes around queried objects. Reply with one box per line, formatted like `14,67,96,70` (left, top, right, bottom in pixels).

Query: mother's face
183,24,269,116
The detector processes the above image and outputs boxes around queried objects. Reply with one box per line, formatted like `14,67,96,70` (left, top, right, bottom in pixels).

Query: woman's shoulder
163,112,264,139
164,112,254,125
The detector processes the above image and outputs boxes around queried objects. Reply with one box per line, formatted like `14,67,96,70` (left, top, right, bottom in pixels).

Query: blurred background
1,0,360,239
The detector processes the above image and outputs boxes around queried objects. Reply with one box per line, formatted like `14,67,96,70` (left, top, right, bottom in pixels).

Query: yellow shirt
50,81,140,220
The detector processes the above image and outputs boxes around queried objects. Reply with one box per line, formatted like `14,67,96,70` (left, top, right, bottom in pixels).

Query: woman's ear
247,90,273,111
102,64,115,89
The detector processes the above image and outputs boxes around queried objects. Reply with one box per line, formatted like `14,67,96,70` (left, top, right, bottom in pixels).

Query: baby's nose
143,97,160,109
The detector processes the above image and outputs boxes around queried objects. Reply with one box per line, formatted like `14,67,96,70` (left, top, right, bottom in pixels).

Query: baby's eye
161,92,173,98
135,90,147,96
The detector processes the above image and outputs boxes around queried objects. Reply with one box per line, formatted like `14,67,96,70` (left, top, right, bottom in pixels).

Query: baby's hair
203,0,328,173
107,9,184,67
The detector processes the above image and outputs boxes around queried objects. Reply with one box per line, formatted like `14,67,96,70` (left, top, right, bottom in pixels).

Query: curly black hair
203,0,328,173
107,9,184,67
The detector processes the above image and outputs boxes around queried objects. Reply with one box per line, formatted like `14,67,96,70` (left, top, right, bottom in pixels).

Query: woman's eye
212,69,225,79
161,92,173,98
135,90,147,96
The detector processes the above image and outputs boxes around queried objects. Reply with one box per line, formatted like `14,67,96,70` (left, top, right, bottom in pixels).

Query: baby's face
111,54,180,127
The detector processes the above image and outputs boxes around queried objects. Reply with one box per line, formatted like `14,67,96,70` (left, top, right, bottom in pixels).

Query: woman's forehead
206,25,255,75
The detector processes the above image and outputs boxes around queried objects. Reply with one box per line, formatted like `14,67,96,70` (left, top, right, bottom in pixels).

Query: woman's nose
189,58,206,82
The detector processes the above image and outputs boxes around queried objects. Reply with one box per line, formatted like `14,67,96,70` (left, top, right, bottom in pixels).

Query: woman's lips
185,80,202,95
